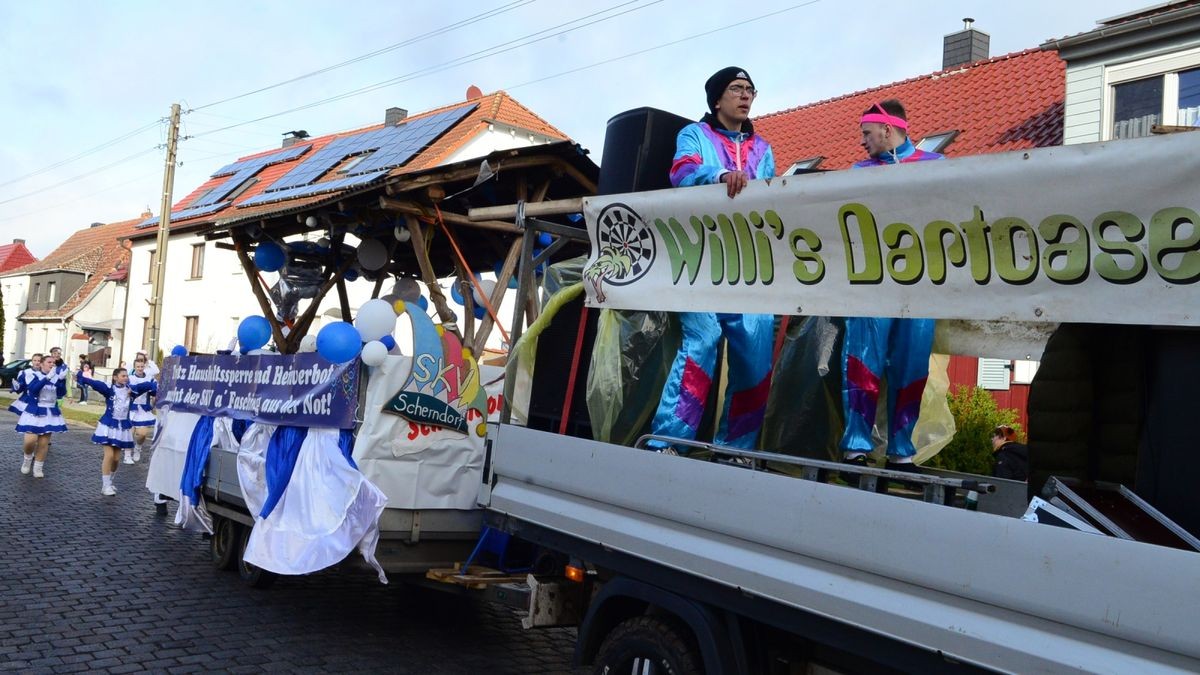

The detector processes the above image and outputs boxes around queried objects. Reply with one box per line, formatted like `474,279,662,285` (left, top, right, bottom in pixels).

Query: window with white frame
1107,46,1200,139
786,157,824,174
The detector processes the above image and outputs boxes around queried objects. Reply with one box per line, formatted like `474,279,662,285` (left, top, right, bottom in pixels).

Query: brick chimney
385,107,408,126
943,18,989,69
13,238,24,244
282,130,310,148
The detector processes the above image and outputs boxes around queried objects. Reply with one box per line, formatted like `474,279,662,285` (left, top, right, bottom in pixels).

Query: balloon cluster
450,275,499,320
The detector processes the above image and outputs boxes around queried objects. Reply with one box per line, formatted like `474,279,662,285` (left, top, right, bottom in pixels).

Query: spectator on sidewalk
76,355,92,404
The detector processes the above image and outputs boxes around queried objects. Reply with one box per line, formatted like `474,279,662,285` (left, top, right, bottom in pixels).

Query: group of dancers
9,349,158,496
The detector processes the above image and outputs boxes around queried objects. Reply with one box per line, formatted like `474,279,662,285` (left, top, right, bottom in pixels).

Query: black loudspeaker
527,292,598,439
598,107,693,195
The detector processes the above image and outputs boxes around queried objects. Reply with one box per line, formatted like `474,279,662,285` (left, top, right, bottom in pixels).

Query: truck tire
210,517,239,571
236,524,278,589
593,615,703,675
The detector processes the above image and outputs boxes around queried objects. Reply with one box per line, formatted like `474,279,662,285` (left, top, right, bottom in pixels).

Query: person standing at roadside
991,425,1029,481
76,354,92,404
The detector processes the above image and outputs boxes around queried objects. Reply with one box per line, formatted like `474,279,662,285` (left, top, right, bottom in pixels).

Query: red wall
946,355,1030,431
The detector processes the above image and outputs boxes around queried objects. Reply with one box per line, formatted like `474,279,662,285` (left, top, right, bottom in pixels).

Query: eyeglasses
726,84,757,97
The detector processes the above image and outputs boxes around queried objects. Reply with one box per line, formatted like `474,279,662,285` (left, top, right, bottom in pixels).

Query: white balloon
471,279,498,308
360,340,389,367
353,298,397,342
394,225,411,242
247,348,269,356
298,335,317,353
356,238,388,271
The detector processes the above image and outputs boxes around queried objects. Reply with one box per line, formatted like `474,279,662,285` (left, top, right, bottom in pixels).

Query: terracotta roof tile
0,241,37,273
8,217,141,321
755,49,1065,171
139,91,568,235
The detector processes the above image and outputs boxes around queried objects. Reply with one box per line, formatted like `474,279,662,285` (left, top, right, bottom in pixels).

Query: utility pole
147,103,181,361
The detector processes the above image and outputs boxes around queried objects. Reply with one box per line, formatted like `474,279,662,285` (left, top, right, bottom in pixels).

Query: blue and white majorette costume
15,371,68,435
649,114,776,450
78,374,157,449
842,121,942,460
128,360,160,428
8,365,38,415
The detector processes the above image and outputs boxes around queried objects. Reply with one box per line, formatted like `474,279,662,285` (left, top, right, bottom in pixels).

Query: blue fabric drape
231,418,249,443
339,429,357,470
261,426,308,519
180,416,215,503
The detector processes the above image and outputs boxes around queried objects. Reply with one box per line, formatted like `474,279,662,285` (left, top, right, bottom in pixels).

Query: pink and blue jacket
670,114,775,187
852,137,942,168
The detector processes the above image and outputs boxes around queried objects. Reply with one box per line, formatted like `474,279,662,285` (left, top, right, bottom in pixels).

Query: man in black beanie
669,66,775,198
649,67,776,456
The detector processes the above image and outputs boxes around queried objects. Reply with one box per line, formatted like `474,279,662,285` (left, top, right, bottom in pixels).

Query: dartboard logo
584,203,656,303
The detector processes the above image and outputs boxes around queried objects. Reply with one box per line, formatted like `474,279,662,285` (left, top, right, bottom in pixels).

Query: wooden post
403,216,459,328
472,236,521,356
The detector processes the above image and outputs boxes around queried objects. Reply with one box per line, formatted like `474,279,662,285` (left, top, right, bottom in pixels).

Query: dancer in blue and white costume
126,351,159,464
15,356,67,478
77,365,157,496
8,352,43,416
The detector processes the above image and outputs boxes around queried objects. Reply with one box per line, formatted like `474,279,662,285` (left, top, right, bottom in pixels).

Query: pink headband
860,102,908,130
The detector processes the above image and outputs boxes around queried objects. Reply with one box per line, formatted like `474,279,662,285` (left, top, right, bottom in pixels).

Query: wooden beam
232,241,288,352
552,158,597,194
384,155,560,196
403,216,459,328
472,236,522,356
380,196,520,234
468,197,585,221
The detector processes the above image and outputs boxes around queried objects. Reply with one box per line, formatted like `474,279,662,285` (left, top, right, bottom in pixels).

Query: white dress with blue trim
128,361,159,427
15,373,67,434
80,375,157,449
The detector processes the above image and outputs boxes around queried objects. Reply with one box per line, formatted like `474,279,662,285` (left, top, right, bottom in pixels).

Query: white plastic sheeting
354,355,504,510
238,426,389,583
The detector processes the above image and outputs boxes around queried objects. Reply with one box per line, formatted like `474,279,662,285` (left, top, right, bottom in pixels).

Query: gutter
1041,6,1200,59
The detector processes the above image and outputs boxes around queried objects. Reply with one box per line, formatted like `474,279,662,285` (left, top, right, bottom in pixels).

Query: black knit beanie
705,66,754,111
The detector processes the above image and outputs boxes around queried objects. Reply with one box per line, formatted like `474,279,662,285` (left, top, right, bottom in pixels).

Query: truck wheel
210,517,239,571
236,524,278,589
593,615,703,675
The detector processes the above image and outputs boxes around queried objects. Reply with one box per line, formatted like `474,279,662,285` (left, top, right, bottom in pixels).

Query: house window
1012,360,1039,385
147,249,157,283
1107,47,1200,139
31,283,40,303
916,130,959,153
786,157,824,174
977,358,1011,390
183,316,199,352
47,281,57,303
190,244,205,279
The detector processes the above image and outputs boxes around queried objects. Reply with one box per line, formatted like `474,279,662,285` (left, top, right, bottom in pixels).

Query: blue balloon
536,232,552,247
473,304,486,320
379,334,397,351
344,268,359,282
237,315,272,351
316,321,362,363
416,295,428,311
450,282,463,305
170,345,188,357
494,260,519,289
254,241,286,272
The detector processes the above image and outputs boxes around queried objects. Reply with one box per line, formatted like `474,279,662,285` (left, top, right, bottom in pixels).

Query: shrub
927,385,1021,475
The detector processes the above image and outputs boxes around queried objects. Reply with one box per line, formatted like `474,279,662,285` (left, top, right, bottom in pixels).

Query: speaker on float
597,107,692,195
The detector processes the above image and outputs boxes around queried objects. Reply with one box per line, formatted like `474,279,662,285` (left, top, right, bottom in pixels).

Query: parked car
0,359,31,389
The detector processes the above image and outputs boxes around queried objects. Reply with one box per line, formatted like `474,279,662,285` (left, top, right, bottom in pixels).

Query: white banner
583,132,1200,326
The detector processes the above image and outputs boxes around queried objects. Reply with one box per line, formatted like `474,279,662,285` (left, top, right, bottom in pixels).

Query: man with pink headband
648,67,776,455
841,99,940,471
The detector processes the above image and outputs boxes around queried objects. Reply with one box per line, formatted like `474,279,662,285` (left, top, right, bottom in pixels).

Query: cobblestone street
0,422,578,674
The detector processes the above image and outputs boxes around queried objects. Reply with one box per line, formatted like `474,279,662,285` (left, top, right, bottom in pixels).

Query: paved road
0,423,578,674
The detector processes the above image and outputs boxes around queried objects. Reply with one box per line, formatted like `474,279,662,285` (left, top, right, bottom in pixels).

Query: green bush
927,385,1022,475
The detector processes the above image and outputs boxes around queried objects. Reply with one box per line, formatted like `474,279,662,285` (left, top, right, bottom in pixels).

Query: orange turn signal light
565,564,586,583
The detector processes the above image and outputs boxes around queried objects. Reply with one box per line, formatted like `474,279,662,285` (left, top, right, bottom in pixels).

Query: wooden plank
468,197,585,221
426,564,526,589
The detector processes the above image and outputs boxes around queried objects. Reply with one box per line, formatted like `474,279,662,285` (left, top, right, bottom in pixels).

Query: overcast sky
0,0,1147,257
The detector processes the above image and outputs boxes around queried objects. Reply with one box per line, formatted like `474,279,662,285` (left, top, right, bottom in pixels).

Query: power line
0,146,161,208
0,119,161,192
506,1,822,91
187,0,661,139
191,0,536,111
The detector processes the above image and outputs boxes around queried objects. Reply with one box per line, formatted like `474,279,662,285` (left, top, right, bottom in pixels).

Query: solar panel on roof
264,103,477,193
236,170,388,207
188,144,312,208
137,201,231,228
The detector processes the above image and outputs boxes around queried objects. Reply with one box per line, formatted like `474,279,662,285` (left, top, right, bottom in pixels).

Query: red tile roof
0,241,37,274
755,49,1065,171
137,91,568,236
7,218,142,321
